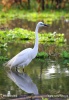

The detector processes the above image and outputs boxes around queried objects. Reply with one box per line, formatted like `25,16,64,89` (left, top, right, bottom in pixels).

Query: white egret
5,22,48,70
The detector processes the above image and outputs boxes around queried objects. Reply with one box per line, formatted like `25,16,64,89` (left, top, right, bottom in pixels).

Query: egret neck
33,25,39,54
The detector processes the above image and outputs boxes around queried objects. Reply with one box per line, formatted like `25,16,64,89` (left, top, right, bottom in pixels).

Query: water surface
0,54,69,98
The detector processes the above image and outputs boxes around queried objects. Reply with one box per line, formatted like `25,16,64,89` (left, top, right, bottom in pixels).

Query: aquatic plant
0,28,69,60
0,56,8,61
0,28,66,44
42,97,48,100
61,51,69,59
36,52,48,58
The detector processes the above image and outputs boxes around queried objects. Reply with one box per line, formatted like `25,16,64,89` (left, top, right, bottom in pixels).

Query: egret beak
44,24,49,27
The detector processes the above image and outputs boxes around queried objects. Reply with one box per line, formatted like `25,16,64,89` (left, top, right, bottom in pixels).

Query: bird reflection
7,70,38,95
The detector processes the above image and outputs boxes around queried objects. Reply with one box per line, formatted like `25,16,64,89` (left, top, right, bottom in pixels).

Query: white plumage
5,22,48,69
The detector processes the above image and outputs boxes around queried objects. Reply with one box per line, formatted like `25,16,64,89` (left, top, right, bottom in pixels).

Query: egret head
37,22,48,28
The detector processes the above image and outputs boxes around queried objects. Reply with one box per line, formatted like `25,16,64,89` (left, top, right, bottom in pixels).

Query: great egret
5,22,48,70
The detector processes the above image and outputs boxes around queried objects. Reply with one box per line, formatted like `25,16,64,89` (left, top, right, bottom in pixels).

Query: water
0,44,69,98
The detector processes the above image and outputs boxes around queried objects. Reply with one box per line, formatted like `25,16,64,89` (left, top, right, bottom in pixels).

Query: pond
0,19,69,99
0,58,69,99
0,42,69,99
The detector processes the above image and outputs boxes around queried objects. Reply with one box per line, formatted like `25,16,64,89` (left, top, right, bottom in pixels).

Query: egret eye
40,23,44,25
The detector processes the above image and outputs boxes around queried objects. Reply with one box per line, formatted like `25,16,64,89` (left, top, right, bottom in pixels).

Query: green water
0,54,69,97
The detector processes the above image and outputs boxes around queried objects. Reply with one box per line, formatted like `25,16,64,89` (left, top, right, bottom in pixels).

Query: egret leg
23,68,24,72
27,94,33,100
16,67,18,72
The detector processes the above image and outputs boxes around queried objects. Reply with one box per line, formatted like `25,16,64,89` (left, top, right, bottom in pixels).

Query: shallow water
0,42,69,98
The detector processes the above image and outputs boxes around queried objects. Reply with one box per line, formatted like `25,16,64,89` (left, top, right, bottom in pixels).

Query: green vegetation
0,28,66,48
0,28,66,43
0,28,69,61
37,52,48,58
0,9,69,24
0,56,8,61
0,8,69,61
42,98,48,100
61,51,69,59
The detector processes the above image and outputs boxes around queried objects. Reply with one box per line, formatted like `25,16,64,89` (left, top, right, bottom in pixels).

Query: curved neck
33,25,39,51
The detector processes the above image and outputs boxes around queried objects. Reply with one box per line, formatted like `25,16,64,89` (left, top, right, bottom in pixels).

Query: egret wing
6,48,33,67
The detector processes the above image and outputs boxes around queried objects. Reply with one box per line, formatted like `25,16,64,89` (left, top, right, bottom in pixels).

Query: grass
0,8,69,24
